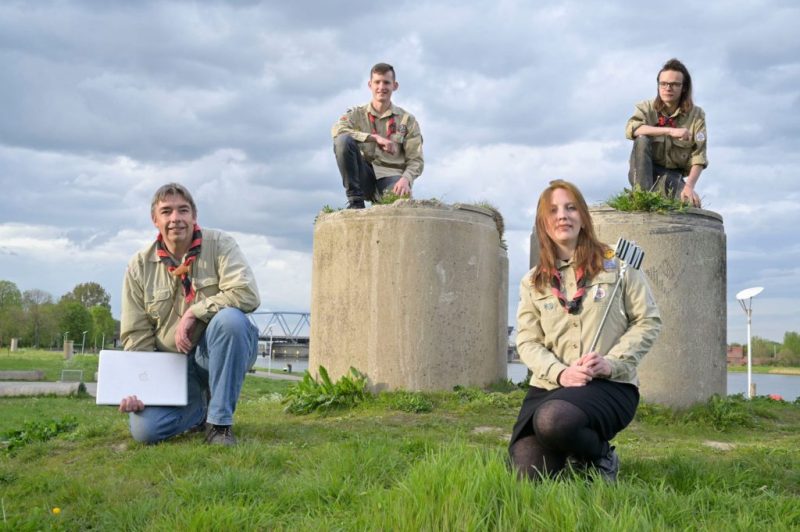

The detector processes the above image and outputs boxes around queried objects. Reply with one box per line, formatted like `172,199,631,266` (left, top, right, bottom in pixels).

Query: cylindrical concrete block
10,338,19,352
311,200,508,392
63,341,74,360
529,207,726,408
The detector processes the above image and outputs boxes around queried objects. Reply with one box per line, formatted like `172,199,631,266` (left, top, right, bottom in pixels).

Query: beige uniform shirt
331,102,424,184
625,99,708,176
121,228,260,353
516,257,661,390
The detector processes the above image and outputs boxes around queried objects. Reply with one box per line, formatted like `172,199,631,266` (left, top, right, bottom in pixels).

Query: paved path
0,371,298,399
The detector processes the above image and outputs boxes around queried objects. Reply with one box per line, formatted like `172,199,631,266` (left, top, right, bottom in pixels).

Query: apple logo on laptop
139,372,149,382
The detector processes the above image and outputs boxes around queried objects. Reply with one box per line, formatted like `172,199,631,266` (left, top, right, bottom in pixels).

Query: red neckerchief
550,266,587,314
657,115,677,128
368,112,396,137
156,224,202,303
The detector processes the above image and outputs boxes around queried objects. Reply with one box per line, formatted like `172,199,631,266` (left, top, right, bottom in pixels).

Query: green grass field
1,351,799,530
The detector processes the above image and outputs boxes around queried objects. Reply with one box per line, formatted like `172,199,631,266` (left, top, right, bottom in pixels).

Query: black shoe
347,199,366,209
204,425,236,446
592,446,619,482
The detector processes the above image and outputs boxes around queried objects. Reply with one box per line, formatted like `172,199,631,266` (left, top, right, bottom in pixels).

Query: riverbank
727,365,800,375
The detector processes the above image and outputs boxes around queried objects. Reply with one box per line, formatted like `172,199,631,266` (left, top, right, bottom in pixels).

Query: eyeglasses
659,81,683,89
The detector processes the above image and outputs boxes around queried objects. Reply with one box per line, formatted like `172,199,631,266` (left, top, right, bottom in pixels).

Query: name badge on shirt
594,286,607,301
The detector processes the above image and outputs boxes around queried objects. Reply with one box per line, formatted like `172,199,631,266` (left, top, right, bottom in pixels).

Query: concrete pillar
529,206,726,408
63,341,74,360
10,338,19,352
311,200,508,392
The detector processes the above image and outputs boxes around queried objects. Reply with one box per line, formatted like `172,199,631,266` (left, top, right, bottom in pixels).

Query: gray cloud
0,0,798,341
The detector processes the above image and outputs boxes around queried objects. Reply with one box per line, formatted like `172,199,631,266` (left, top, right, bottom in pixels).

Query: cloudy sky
1,0,797,343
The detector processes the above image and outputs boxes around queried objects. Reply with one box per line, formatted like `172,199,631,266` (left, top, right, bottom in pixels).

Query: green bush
384,391,434,413
282,366,369,415
607,187,689,213
2,416,78,454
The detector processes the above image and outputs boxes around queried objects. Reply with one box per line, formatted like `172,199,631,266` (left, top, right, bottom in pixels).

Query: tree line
0,280,117,351
732,332,800,366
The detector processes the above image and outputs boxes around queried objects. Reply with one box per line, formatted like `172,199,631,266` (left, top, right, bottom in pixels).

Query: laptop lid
96,350,188,406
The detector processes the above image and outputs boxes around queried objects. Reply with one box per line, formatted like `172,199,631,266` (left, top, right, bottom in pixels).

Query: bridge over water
247,311,310,358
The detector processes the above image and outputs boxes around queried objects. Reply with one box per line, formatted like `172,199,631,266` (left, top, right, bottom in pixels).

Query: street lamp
267,326,274,375
736,286,764,399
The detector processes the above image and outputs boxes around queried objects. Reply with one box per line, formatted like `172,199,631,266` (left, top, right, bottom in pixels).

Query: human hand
175,311,197,353
119,395,144,413
558,363,593,387
680,185,701,207
392,177,411,197
577,351,612,379
670,128,691,141
372,134,397,155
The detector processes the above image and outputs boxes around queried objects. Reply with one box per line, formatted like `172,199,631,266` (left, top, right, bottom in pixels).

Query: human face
152,193,197,255
368,71,398,108
545,188,583,256
658,69,684,109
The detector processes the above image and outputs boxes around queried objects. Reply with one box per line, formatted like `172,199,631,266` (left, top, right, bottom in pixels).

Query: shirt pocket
193,275,220,300
145,288,173,326
585,271,618,315
670,138,694,164
532,291,561,333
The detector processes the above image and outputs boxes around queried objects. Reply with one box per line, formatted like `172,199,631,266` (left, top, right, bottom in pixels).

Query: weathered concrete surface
530,206,726,407
0,370,45,381
0,381,83,397
311,200,508,391
64,341,74,360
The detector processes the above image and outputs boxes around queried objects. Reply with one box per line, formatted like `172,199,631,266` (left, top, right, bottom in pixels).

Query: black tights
510,399,608,480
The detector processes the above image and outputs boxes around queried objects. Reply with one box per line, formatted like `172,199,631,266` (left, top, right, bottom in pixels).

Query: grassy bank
727,364,800,375
1,352,799,530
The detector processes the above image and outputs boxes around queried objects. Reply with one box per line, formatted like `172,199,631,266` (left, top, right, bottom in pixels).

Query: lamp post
736,286,764,399
267,326,274,374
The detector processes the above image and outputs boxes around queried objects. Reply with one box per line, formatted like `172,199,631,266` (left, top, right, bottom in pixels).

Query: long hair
531,180,607,292
654,58,694,114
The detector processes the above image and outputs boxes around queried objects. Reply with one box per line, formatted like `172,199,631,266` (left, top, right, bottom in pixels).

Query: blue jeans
129,308,259,443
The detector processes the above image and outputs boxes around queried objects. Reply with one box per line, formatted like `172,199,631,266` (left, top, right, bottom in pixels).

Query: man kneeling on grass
119,182,260,446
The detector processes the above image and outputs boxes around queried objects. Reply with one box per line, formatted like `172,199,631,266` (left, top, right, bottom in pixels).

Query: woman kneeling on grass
509,180,661,482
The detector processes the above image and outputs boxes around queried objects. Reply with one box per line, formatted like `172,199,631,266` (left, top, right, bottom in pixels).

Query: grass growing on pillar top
607,187,690,213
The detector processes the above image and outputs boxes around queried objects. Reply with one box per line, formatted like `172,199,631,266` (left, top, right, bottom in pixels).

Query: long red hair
531,180,608,291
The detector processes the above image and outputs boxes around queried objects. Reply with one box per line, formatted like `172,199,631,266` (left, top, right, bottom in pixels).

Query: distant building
727,345,745,366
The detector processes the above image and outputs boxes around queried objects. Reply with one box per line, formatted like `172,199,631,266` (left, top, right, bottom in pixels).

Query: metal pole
268,327,273,374
746,307,752,399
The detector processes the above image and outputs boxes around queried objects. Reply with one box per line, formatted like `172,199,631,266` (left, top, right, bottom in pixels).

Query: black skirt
509,379,640,449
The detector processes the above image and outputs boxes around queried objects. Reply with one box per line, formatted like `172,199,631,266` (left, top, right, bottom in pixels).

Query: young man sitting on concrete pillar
625,58,707,207
331,63,424,209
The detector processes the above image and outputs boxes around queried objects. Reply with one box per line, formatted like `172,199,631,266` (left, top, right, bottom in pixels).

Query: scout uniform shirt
515,256,661,391
625,99,708,176
121,228,260,353
331,102,424,185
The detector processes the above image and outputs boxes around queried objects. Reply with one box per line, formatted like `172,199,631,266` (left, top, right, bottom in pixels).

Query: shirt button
572,322,578,327
572,343,578,349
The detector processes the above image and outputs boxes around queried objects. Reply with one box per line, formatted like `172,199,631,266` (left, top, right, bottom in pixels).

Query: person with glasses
625,58,707,207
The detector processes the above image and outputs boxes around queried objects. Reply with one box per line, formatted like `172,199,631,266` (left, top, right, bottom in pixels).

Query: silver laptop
96,350,188,406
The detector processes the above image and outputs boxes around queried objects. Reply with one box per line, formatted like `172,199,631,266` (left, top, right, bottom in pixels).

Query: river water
255,357,799,401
